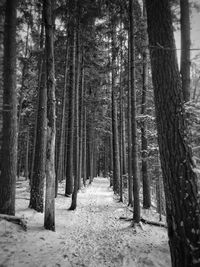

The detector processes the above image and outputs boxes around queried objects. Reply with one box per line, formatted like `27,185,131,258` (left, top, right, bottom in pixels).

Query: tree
180,0,190,102
65,2,76,197
141,2,151,209
145,0,200,265
0,0,17,215
43,0,56,231
111,14,120,194
29,18,47,212
129,0,140,223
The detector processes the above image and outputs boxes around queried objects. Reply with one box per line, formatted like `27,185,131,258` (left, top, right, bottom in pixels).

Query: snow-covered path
0,177,171,267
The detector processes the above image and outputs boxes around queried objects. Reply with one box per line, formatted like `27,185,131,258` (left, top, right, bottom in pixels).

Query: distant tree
43,0,56,231
145,0,200,265
0,0,18,215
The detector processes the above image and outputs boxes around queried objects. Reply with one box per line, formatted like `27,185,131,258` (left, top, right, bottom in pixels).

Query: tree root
140,217,167,228
0,214,27,231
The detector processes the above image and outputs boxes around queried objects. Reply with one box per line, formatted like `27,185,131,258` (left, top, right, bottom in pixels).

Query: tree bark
141,3,151,209
44,0,56,231
145,0,200,265
111,19,120,194
129,0,140,223
65,22,76,197
180,0,190,102
29,20,47,212
0,0,17,215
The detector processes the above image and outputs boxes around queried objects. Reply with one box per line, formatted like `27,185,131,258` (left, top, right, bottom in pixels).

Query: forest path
0,177,171,267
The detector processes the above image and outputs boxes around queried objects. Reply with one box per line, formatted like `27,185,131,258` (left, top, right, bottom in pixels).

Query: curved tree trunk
145,0,200,265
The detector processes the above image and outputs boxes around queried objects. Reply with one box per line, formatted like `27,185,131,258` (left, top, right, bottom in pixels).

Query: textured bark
145,0,200,265
127,38,133,206
111,20,120,194
180,0,190,102
79,64,84,189
0,2,5,150
0,0,17,215
29,21,47,212
65,24,76,197
70,24,80,210
141,3,151,209
44,0,56,231
82,106,87,186
129,0,140,223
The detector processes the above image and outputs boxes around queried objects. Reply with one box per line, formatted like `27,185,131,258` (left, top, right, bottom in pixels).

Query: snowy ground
0,177,171,267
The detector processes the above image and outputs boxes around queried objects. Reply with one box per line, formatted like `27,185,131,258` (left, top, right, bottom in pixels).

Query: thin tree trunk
128,36,133,206
44,0,56,231
145,0,200,265
0,0,17,215
111,20,120,194
82,106,87,186
25,129,29,180
79,63,84,189
129,0,140,223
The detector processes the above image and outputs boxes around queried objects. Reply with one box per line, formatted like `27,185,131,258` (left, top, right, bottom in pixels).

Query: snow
0,177,171,267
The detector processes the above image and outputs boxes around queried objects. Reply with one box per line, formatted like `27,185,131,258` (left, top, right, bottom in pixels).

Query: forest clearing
0,177,170,267
0,0,200,266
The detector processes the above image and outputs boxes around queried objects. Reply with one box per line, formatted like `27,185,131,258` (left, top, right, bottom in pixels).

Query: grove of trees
0,0,200,266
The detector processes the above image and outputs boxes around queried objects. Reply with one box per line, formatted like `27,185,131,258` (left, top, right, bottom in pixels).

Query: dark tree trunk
145,0,200,265
25,129,29,180
127,38,133,206
65,24,76,197
111,20,120,194
79,63,84,189
43,0,56,231
141,3,151,209
29,21,47,211
70,24,80,210
129,0,140,223
82,106,87,186
180,0,190,102
0,0,17,215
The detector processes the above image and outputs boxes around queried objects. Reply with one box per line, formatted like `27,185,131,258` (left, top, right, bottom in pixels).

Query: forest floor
0,177,171,267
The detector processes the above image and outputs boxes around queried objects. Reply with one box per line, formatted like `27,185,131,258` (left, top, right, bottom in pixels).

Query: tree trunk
29,18,47,212
111,20,120,194
82,106,87,186
0,1,5,154
44,0,56,231
65,25,76,197
0,0,17,216
129,0,140,223
180,0,190,102
79,63,84,189
145,0,200,265
70,23,80,210
141,3,151,209
127,37,133,206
